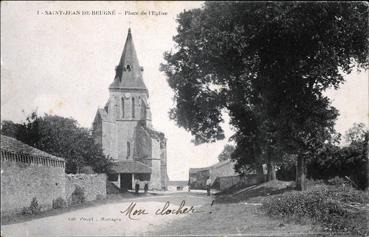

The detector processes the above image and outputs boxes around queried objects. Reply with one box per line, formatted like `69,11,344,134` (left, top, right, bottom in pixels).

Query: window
141,102,146,120
132,97,135,118
127,141,131,159
126,64,131,71
121,98,125,118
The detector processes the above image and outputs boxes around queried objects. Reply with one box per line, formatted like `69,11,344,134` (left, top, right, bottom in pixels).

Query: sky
1,1,368,181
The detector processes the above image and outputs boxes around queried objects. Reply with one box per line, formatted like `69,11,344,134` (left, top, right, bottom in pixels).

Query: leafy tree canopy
1,112,113,174
278,123,368,189
162,2,367,142
345,122,367,145
161,2,368,180
218,144,236,161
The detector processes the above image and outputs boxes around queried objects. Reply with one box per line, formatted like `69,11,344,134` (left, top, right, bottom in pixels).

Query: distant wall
65,174,107,203
215,174,263,191
1,151,66,215
216,176,241,191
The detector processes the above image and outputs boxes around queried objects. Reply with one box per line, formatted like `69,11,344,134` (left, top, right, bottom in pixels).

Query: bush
22,207,32,215
71,186,86,205
80,166,95,174
262,185,368,235
22,197,41,215
52,197,67,209
308,185,369,204
326,177,350,186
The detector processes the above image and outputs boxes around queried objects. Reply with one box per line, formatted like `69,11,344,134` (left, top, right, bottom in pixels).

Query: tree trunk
296,155,307,191
266,149,276,181
267,161,276,181
256,164,265,183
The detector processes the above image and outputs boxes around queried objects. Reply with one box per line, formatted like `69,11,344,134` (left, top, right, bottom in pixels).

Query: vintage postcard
1,1,368,236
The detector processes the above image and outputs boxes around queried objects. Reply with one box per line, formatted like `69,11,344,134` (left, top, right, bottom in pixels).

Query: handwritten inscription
120,202,149,220
120,200,195,220
155,200,195,216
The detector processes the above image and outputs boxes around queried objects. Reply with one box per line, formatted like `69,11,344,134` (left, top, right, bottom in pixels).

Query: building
167,180,189,192
189,160,265,191
92,28,168,191
189,160,238,190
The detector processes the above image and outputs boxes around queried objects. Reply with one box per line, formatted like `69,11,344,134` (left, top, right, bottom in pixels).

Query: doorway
120,173,132,192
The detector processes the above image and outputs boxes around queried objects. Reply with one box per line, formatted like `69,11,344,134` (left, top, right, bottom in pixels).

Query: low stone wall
65,174,107,203
1,155,107,215
216,174,263,191
1,152,66,215
1,136,108,216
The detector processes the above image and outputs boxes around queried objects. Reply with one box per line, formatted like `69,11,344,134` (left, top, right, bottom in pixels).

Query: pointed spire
109,28,148,93
117,28,138,68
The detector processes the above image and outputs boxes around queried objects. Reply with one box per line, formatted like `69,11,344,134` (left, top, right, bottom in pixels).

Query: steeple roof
109,28,148,92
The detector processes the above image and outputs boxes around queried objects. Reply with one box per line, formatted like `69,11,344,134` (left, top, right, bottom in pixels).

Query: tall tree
345,123,367,145
161,2,368,190
218,144,235,161
1,113,113,174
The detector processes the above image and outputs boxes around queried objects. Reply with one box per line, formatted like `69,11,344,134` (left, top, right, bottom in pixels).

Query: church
92,28,168,191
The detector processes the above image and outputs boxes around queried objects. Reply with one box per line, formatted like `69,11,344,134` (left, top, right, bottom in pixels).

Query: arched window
126,64,131,71
115,103,119,119
127,141,131,159
132,97,135,118
121,98,125,118
141,101,146,120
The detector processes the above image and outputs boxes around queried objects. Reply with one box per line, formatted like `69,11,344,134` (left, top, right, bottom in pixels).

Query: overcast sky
1,1,368,181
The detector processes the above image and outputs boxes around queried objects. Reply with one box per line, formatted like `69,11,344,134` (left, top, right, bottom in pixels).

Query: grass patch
52,197,67,209
22,197,41,215
262,184,369,235
215,180,294,204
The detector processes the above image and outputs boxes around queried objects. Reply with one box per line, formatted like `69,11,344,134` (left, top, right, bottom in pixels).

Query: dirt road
1,192,315,236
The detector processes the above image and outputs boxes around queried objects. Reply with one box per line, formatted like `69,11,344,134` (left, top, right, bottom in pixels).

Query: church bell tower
92,28,168,191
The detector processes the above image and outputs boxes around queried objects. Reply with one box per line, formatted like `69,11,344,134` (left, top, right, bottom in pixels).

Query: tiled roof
189,160,234,173
110,160,151,174
0,135,64,162
189,167,210,173
210,160,234,169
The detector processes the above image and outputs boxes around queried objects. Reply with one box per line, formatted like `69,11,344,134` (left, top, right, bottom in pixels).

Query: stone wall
65,174,107,203
150,138,162,190
1,151,66,215
160,138,168,190
1,151,107,215
215,174,263,191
